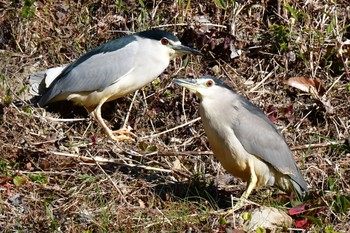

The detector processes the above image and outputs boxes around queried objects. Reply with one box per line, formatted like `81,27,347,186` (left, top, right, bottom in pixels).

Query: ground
0,0,349,232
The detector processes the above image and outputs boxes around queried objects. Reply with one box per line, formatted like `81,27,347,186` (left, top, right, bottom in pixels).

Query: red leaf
91,136,96,146
289,204,307,215
3,182,12,196
267,105,278,122
295,218,310,228
268,115,278,122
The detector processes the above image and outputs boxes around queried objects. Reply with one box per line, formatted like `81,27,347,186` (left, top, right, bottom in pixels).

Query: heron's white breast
199,97,276,186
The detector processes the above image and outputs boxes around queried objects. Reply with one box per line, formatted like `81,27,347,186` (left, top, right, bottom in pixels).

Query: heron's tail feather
29,65,67,96
29,70,46,95
275,172,308,198
291,180,303,197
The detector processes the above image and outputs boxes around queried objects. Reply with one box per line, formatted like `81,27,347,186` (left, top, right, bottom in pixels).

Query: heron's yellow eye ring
206,80,214,87
161,38,169,45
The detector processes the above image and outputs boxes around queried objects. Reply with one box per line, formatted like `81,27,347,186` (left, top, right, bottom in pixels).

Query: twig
122,90,138,129
41,116,87,122
51,151,173,173
31,138,64,145
11,104,87,122
181,87,188,122
153,151,214,156
107,30,133,34
20,170,75,175
285,228,306,232
85,150,128,204
248,69,274,92
291,141,344,151
325,74,343,97
150,23,227,29
295,110,312,130
140,117,201,139
231,195,236,229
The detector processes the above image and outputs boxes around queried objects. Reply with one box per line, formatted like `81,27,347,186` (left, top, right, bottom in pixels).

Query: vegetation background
0,0,349,232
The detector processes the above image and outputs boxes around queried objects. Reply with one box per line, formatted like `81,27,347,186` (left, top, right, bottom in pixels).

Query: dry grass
0,0,349,232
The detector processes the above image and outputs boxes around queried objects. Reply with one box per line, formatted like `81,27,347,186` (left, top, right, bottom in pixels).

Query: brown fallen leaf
0,176,13,185
284,77,326,97
284,77,333,113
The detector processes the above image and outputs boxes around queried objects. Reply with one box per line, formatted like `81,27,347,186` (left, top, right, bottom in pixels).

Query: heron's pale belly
67,85,136,108
205,125,276,187
67,69,164,107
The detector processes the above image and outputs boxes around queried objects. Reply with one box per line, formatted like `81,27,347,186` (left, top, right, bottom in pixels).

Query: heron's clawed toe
107,128,136,141
113,128,137,137
111,134,135,142
232,198,247,211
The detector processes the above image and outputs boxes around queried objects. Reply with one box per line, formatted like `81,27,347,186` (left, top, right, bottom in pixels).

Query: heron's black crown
136,30,179,42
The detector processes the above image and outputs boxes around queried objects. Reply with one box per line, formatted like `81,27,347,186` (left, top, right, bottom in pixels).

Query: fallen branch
150,23,227,29
154,151,213,156
140,117,201,139
85,150,128,203
158,141,343,154
11,103,87,122
290,141,344,151
51,151,173,173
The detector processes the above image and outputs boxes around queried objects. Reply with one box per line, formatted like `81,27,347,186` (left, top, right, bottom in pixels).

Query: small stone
243,206,293,232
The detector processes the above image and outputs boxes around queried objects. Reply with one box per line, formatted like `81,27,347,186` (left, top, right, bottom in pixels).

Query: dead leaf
13,176,27,187
285,77,334,114
284,77,326,97
39,159,51,170
138,199,146,209
172,157,182,170
320,98,334,114
0,176,12,185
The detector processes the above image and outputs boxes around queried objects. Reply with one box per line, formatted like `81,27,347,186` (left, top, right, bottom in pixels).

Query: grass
0,0,349,232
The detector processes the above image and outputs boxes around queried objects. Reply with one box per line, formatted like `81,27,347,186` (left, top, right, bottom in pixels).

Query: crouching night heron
29,30,201,140
173,76,308,208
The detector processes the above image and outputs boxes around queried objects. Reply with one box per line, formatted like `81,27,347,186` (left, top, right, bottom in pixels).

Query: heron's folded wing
39,40,138,106
232,97,307,191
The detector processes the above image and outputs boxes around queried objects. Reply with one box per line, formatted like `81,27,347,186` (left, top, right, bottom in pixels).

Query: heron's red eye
206,80,214,87
161,38,169,45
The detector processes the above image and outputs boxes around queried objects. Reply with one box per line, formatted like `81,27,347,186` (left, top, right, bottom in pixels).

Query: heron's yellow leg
232,162,258,211
90,100,134,141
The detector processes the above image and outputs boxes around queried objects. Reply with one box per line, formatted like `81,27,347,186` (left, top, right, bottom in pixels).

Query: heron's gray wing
233,95,307,191
38,37,138,106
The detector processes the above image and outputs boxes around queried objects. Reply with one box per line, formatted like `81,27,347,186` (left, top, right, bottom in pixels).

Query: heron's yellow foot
218,197,249,216
232,198,246,211
113,128,137,138
110,134,135,141
106,128,136,141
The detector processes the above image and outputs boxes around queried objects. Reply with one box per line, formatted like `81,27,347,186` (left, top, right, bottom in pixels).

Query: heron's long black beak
172,44,202,56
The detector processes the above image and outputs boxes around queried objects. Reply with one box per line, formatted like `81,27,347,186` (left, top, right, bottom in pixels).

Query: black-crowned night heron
29,29,201,140
173,76,308,208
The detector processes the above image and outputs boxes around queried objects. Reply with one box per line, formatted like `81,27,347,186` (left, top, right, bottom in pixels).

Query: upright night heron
173,76,308,208
29,30,201,140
